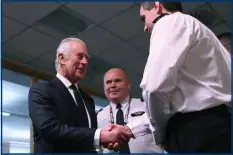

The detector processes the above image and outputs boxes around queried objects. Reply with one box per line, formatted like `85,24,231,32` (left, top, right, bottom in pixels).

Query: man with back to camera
97,68,164,153
135,2,231,153
28,38,133,153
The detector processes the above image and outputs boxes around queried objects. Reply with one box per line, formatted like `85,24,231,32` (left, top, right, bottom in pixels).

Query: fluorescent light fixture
10,141,30,146
2,112,11,116
9,130,30,140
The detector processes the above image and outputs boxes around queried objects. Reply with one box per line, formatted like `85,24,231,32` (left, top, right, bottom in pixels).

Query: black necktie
116,104,130,153
70,84,88,127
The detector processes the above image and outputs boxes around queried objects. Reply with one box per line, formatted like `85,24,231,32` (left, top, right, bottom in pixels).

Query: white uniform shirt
140,12,231,144
97,97,164,153
108,96,131,124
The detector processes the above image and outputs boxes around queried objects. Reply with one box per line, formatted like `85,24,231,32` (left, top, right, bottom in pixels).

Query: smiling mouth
77,68,84,72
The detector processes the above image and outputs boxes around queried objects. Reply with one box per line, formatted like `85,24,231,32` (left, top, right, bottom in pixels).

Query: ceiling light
2,112,11,116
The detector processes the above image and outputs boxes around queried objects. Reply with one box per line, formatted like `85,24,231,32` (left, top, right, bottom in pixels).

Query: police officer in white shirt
138,2,231,153
97,68,164,153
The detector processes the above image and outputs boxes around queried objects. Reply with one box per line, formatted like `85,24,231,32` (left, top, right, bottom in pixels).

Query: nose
80,57,88,65
110,82,117,88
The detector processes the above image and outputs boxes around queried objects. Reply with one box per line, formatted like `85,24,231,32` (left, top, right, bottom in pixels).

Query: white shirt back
140,12,231,144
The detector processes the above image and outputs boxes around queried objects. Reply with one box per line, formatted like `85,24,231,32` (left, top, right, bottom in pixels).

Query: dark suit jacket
28,77,97,153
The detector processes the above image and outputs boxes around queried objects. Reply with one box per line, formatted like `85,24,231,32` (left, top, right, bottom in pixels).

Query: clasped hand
100,124,133,151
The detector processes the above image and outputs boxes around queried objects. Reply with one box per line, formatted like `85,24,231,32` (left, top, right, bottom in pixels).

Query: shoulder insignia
131,111,145,117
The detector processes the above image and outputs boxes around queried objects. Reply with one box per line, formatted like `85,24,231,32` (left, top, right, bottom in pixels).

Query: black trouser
164,104,231,153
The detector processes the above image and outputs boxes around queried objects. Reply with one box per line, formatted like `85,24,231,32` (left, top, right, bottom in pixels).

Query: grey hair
55,37,86,71
141,2,183,12
141,2,154,10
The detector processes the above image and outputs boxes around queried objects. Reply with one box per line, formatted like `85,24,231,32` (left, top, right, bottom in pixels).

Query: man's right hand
99,124,132,150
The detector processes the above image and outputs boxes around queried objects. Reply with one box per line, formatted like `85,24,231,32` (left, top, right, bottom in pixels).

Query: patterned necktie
70,84,88,127
116,104,130,153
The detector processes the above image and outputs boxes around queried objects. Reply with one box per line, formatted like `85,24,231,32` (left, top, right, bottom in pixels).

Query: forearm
146,91,171,145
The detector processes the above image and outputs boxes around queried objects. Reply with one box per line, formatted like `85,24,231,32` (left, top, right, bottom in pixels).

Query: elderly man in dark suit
28,37,132,153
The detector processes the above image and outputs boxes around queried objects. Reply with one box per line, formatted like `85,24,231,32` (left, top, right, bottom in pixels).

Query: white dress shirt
108,96,152,138
109,96,130,123
140,12,231,144
56,73,101,148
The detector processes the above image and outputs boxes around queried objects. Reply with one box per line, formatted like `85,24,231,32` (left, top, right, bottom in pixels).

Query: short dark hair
217,32,231,40
141,2,183,12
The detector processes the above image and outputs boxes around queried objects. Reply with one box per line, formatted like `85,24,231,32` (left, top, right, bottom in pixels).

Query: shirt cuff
126,122,135,137
127,122,142,138
93,128,102,148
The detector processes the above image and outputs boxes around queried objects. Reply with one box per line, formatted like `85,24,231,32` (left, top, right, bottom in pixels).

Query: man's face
140,4,160,33
59,41,88,82
104,69,130,103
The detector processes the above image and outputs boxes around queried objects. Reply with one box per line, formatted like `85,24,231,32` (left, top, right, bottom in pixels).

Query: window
2,69,31,153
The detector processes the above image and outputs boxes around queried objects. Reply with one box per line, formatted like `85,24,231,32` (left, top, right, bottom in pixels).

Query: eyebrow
105,78,122,83
79,52,90,57
86,53,90,58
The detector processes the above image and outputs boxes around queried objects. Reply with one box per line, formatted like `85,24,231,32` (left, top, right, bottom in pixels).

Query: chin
76,73,85,79
110,95,120,100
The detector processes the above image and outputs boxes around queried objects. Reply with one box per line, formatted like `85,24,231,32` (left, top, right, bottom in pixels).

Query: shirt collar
110,95,130,110
56,73,78,89
151,12,181,36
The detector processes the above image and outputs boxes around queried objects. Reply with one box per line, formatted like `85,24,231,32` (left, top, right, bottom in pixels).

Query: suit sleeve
28,82,97,146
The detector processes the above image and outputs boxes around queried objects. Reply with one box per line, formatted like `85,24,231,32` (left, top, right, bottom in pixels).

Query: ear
58,53,66,65
153,2,162,13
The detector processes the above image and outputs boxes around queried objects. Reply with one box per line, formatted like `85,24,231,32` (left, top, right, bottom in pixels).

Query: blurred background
1,1,231,153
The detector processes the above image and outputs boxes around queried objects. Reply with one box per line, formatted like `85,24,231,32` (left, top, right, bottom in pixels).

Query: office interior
1,1,231,153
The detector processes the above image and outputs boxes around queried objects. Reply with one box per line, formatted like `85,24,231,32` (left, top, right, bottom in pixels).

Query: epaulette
96,108,103,115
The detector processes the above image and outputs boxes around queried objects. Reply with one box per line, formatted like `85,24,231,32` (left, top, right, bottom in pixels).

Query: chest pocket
128,110,145,121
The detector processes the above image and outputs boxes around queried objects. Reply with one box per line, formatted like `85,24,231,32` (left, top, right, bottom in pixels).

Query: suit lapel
79,89,97,128
50,77,76,107
50,77,97,128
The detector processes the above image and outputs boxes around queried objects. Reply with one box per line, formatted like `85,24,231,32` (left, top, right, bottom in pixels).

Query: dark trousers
164,104,231,153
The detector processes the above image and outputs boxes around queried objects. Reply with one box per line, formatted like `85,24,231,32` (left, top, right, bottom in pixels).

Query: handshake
99,124,134,151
